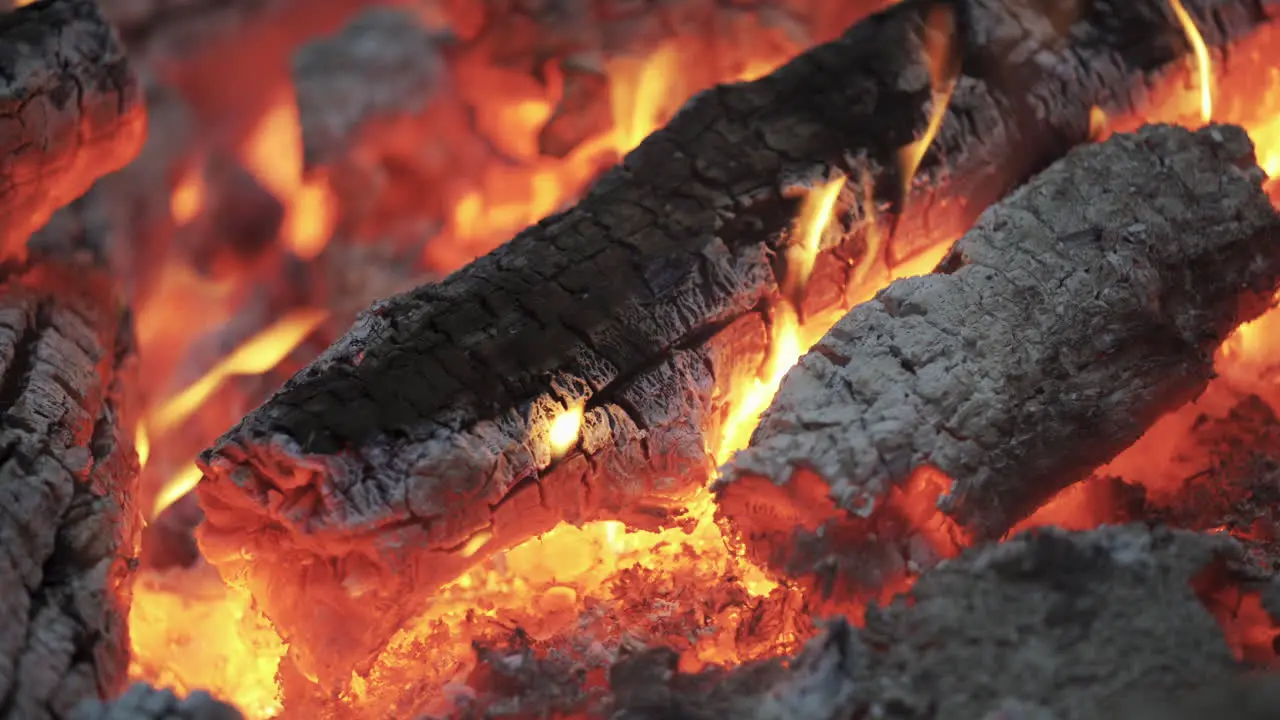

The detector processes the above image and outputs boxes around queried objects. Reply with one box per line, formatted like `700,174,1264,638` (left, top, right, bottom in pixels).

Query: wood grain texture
0,258,140,720
0,0,146,263
196,0,1279,687
716,123,1280,596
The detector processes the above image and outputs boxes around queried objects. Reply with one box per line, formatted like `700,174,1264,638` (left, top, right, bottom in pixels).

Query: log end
0,0,148,262
716,123,1280,597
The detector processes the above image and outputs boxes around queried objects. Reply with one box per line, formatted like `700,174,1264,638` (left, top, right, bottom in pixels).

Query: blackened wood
605,526,1250,720
0,0,146,263
716,124,1280,597
0,258,140,720
197,0,1279,687
70,683,241,720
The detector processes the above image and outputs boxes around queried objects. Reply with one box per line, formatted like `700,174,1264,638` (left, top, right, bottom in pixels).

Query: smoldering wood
716,123,1280,596
291,0,878,245
0,0,146,263
70,683,242,720
196,0,1279,688
443,526,1261,720
0,256,141,720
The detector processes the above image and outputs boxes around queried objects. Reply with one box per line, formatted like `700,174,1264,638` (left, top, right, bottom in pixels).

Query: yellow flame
152,464,204,519
784,176,848,297
136,422,151,469
1089,105,1111,141
151,308,328,433
1168,0,1213,123
459,531,494,558
170,167,206,227
716,177,847,464
610,44,683,152
897,3,960,199
548,404,585,456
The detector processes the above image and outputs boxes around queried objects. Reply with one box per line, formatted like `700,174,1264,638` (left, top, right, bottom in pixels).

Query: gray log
0,257,141,719
0,0,145,262
71,683,242,720
716,123,1280,597
196,0,1277,689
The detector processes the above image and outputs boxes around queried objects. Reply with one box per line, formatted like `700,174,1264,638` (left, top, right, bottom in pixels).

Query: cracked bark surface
0,256,141,720
716,124,1280,598
197,0,1279,688
453,526,1261,720
0,0,146,264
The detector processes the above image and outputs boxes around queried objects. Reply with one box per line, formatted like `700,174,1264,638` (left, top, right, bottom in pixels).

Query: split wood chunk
0,258,141,720
0,0,146,263
716,123,1280,596
197,0,1278,687
607,526,1253,720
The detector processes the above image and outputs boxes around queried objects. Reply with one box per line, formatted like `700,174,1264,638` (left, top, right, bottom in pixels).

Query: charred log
197,0,1279,687
0,0,146,263
0,256,141,719
602,526,1258,720
716,123,1280,597
70,683,242,720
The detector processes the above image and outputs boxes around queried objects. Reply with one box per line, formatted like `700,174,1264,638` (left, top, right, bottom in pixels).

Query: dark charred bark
0,257,141,720
716,124,1280,599
197,0,1280,688
0,0,146,263
70,683,242,720
601,526,1256,720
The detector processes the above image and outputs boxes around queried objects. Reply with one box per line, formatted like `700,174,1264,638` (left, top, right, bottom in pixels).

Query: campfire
7,0,1280,718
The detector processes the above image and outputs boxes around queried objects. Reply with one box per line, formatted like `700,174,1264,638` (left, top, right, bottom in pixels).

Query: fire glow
120,5,1280,720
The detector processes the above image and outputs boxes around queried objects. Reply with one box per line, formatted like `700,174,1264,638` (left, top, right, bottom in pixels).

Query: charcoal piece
0,0,146,262
196,0,1277,687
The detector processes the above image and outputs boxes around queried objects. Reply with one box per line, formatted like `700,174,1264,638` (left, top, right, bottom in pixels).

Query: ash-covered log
716,123,1280,597
70,683,242,720
600,526,1262,720
0,255,141,720
0,0,146,263
197,0,1279,687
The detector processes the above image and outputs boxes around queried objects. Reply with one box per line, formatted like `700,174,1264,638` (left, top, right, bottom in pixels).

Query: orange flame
170,167,207,227
150,308,328,437
897,3,960,199
1169,0,1213,123
241,97,337,259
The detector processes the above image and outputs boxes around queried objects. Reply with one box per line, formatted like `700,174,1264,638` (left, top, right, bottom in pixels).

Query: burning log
0,256,142,719
196,0,1278,687
71,683,242,720
0,0,146,262
602,526,1261,720
715,123,1280,597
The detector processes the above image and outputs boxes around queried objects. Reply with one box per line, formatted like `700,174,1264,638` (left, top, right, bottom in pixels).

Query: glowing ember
547,403,585,457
